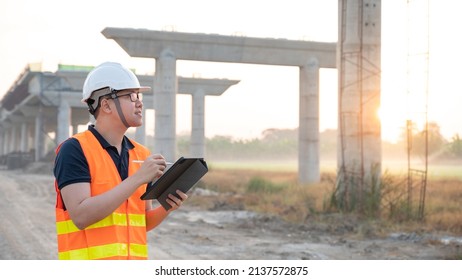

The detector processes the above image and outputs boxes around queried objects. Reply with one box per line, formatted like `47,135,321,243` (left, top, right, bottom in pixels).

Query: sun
377,101,408,144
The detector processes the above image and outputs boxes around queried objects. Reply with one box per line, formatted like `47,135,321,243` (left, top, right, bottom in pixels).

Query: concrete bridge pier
72,124,79,136
178,78,239,158
299,57,321,184
10,125,17,152
102,27,337,184
56,99,71,145
154,49,177,162
34,107,45,161
20,122,28,152
134,107,146,144
0,128,4,157
190,88,206,158
2,125,10,155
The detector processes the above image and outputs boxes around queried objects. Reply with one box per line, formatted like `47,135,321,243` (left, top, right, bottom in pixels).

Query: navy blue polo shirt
54,125,136,190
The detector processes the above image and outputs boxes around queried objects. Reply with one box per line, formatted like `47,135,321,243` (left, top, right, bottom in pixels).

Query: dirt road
0,166,459,260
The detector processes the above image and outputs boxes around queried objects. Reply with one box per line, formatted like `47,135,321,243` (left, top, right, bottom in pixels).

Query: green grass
199,162,462,234
246,176,286,193
209,159,462,180
209,160,297,171
382,161,462,180
208,159,336,173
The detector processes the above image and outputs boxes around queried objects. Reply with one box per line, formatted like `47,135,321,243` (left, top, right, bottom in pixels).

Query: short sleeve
53,138,91,190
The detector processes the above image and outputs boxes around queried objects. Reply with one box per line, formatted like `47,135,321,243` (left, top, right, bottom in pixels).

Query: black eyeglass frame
87,87,142,115
110,91,142,102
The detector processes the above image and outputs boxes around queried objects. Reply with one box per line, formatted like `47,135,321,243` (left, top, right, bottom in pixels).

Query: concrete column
3,127,9,154
154,49,177,161
20,122,28,152
190,89,206,158
57,100,71,145
135,107,146,145
338,0,382,184
344,0,360,46
72,125,78,135
361,0,382,180
10,125,17,152
298,57,320,184
35,108,45,161
0,128,4,156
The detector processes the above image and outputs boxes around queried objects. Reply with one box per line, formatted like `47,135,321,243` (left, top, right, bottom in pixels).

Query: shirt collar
88,125,135,150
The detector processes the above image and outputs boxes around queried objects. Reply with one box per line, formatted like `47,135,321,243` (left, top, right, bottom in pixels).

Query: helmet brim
136,86,151,93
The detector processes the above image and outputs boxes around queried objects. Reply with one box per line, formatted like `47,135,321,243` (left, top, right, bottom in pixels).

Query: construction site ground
0,164,460,260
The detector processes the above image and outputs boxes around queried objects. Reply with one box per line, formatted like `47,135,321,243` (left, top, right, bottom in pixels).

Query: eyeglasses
115,92,143,102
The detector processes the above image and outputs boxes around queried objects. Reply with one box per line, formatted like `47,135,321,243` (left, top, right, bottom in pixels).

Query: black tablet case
140,157,208,210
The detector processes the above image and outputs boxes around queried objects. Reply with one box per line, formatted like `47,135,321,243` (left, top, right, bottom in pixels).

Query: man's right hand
134,154,167,184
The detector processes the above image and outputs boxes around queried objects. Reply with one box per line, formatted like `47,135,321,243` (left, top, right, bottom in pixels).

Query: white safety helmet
82,61,150,103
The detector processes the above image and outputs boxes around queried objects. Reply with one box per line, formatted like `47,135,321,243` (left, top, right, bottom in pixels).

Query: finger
155,170,164,178
175,190,188,200
150,154,165,160
153,158,167,168
168,193,181,205
166,198,179,210
143,157,166,170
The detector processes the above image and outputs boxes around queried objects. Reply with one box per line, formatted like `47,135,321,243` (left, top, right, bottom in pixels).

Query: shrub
246,176,285,194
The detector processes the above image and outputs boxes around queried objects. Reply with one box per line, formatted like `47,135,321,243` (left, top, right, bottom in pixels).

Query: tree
411,122,446,159
446,134,462,158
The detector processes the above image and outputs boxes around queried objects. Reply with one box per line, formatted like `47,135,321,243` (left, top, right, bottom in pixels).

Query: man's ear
100,98,112,113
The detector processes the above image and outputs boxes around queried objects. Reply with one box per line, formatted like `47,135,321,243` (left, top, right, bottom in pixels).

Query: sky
0,0,461,143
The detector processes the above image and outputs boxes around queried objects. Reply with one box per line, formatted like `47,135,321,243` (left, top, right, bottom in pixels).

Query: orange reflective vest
55,130,150,260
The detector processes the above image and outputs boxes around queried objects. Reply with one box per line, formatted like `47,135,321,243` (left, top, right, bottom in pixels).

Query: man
53,61,187,260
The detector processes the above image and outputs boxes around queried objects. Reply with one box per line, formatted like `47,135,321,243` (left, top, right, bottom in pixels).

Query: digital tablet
140,157,208,210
